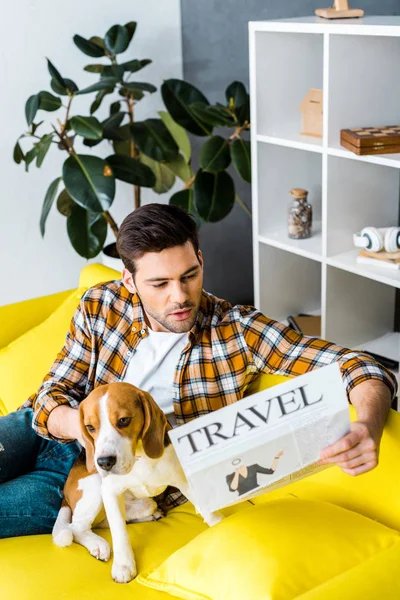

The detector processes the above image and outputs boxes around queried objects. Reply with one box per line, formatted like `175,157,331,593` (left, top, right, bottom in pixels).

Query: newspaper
169,363,351,514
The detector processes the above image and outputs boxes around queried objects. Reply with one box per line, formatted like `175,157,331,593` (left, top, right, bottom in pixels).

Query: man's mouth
170,308,192,320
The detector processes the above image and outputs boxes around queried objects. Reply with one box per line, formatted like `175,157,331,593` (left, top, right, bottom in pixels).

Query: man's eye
86,424,95,433
153,282,167,289
182,274,196,282
117,417,131,428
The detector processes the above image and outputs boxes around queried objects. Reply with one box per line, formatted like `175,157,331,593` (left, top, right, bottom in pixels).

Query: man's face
122,241,204,333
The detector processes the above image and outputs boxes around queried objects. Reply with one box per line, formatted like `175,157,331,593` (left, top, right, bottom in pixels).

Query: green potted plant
14,20,252,266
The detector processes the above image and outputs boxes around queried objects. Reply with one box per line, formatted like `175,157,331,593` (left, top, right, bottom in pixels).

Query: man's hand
47,405,85,446
318,421,378,475
318,379,392,476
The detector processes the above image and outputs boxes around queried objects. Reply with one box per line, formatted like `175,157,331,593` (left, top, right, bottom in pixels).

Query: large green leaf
199,136,231,173
190,103,235,128
194,169,235,222
105,25,130,54
62,154,115,213
36,133,54,168
73,34,105,57
120,58,151,73
24,145,39,172
123,81,156,93
103,64,125,79
38,91,61,112
106,154,156,187
169,189,203,229
166,154,193,183
51,77,78,96
84,64,105,74
47,59,65,89
40,177,62,236
25,94,39,126
140,154,175,194
70,115,103,139
161,79,212,136
159,110,191,162
130,119,179,162
13,140,25,164
112,124,131,156
230,138,251,183
90,88,111,114
124,21,137,44
56,188,75,217
102,112,126,140
225,81,248,108
119,87,144,101
67,204,108,259
76,77,118,96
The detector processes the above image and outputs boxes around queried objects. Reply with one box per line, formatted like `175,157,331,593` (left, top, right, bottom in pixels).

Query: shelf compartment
258,220,322,262
259,243,321,324
328,34,400,148
326,155,400,258
326,250,400,289
325,265,397,350
257,142,322,240
255,31,323,143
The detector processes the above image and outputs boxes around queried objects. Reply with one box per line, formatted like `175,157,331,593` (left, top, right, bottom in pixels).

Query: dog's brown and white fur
52,382,222,583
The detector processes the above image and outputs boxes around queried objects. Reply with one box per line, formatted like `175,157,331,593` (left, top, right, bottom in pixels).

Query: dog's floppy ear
79,401,96,472
140,391,167,459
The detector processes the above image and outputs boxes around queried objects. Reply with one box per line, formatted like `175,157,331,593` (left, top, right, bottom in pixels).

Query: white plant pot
102,243,124,274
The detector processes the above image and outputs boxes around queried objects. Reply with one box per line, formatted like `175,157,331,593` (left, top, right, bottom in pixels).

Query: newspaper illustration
169,362,351,513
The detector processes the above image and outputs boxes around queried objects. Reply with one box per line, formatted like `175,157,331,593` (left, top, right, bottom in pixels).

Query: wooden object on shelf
298,89,323,138
287,314,321,337
316,0,364,19
359,249,400,263
341,126,400,155
358,249,400,269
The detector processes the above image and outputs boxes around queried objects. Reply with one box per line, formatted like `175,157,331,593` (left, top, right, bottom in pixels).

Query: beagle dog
52,382,222,583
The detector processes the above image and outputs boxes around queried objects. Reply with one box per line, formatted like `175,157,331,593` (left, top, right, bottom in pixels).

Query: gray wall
180,0,400,305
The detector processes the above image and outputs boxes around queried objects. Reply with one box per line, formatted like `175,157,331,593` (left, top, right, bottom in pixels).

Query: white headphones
353,227,400,253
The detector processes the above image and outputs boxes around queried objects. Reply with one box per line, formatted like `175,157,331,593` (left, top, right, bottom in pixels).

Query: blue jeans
0,408,80,538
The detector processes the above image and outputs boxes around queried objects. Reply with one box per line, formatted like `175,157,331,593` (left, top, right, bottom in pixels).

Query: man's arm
29,293,93,442
242,310,397,474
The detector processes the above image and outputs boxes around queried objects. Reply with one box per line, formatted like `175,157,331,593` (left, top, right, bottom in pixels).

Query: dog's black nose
97,456,117,471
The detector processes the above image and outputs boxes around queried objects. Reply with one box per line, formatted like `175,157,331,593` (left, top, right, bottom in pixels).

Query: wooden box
340,126,400,155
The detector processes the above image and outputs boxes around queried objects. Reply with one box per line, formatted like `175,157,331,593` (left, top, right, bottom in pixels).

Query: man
0,204,396,538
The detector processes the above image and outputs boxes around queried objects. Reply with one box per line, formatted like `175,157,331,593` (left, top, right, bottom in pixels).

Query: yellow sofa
1,263,400,600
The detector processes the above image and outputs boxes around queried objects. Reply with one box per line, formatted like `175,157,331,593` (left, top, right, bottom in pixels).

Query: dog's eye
86,424,95,433
117,417,131,428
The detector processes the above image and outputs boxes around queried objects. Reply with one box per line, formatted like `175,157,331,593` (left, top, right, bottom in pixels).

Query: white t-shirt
123,329,189,416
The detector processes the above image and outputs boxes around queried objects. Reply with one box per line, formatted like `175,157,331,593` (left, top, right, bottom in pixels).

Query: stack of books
356,249,400,271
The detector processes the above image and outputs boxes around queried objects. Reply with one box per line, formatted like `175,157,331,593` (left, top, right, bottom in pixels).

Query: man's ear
197,250,204,269
122,268,136,294
140,391,167,459
79,402,96,472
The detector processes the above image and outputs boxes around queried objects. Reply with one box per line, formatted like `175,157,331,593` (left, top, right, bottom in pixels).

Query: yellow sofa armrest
0,289,74,348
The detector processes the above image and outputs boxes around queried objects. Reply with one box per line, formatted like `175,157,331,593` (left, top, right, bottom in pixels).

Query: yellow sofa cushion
78,263,121,289
137,498,400,600
0,288,87,415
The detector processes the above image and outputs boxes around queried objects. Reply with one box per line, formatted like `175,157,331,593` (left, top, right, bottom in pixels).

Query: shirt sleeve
254,464,274,475
28,295,93,442
242,310,398,401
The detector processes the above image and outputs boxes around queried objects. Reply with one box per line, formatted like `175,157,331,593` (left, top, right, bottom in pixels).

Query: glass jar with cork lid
288,188,312,239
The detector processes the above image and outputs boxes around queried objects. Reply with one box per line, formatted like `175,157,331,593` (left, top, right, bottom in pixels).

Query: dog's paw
89,538,111,562
112,559,137,584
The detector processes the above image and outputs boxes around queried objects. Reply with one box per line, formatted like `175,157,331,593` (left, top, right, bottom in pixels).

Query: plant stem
184,174,196,190
126,96,141,209
104,211,119,237
229,122,250,141
235,194,252,218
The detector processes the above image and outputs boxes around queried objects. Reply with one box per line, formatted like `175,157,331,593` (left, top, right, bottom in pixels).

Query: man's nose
170,282,190,304
97,455,117,471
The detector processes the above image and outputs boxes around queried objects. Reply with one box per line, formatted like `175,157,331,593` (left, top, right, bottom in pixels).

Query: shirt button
140,329,146,335
132,326,137,332
126,350,133,357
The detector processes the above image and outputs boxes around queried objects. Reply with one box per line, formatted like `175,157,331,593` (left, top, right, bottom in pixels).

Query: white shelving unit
249,16,400,391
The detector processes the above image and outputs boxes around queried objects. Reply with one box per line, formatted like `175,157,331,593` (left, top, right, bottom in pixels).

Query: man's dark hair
116,203,200,277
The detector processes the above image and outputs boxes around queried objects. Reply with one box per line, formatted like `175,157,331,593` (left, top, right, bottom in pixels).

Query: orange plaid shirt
24,279,397,510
